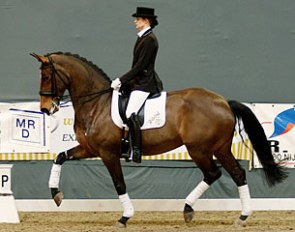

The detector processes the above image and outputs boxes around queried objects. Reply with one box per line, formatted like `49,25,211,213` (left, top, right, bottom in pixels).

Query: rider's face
134,17,150,31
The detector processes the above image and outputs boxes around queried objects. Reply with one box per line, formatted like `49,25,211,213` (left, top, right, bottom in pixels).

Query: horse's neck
68,70,111,130
70,80,110,109
56,56,112,130
66,60,107,103
73,91,111,131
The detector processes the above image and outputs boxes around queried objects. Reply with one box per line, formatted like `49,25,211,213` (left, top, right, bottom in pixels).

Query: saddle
118,92,161,126
111,90,166,130
111,90,167,159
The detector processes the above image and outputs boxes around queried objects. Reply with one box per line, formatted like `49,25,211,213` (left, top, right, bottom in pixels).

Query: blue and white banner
0,102,50,153
252,104,295,168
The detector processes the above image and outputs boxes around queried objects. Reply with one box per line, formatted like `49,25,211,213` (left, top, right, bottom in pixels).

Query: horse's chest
75,128,94,152
76,131,86,144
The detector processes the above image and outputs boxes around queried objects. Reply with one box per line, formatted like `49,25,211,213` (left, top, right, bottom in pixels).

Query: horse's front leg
48,145,88,206
102,155,134,228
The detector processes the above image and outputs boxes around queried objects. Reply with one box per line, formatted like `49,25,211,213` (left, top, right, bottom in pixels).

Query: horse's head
31,53,69,115
32,52,112,115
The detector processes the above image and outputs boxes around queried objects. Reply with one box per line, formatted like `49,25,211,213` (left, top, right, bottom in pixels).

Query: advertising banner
252,104,295,168
50,103,78,156
0,102,294,168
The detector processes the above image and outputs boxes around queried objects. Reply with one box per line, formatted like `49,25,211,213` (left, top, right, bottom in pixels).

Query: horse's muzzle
41,107,51,115
40,99,60,115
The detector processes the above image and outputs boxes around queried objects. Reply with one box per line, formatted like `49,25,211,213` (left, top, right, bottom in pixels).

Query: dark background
1,0,294,102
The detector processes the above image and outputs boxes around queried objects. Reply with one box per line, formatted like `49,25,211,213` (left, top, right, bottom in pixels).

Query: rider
111,7,163,163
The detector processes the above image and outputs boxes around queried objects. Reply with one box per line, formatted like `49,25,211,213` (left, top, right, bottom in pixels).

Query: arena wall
1,160,294,211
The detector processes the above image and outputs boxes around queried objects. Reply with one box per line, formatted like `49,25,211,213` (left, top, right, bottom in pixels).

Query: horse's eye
42,76,50,82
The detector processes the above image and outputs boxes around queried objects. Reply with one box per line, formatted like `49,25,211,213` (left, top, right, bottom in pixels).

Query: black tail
228,100,288,186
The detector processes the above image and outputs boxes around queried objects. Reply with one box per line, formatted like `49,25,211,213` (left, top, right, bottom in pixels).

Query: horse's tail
228,100,288,186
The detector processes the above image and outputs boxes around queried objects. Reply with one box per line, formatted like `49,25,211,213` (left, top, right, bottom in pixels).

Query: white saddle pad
111,90,166,130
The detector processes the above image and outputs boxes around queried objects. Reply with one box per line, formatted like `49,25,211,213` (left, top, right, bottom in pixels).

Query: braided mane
45,52,111,83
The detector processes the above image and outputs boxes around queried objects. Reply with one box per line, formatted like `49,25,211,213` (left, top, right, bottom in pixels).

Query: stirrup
121,149,132,162
120,127,131,162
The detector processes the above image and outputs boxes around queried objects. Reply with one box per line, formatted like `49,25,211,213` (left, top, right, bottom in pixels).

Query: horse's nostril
41,108,50,115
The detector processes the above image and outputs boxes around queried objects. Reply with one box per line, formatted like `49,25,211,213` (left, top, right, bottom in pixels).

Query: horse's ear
30,53,49,64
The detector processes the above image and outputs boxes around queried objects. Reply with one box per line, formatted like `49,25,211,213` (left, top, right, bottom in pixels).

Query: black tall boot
127,113,142,163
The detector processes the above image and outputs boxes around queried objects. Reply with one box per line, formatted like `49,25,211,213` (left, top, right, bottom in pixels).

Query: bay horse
31,52,287,228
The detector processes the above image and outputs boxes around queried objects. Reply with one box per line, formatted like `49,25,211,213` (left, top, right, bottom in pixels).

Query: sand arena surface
0,211,294,232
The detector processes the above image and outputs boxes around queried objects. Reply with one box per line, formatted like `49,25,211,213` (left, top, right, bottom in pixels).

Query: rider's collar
137,26,151,38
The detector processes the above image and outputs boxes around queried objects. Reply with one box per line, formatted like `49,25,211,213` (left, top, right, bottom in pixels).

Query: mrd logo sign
16,118,36,138
0,104,49,153
10,109,46,146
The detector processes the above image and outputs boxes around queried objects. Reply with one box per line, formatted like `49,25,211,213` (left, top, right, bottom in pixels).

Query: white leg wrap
48,163,62,188
185,181,210,206
119,193,134,218
238,184,252,216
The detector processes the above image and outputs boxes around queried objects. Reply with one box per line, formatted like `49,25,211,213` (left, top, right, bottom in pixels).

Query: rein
74,88,113,104
42,56,112,105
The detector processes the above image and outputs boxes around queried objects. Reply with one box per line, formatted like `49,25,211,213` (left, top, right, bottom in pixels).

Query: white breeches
125,90,149,118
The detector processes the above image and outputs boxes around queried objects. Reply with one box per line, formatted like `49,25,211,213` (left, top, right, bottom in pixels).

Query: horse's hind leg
48,145,88,206
215,149,252,226
184,147,222,223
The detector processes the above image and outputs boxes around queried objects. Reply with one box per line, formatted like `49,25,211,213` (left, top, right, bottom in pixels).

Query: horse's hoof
115,221,126,228
184,211,195,223
116,216,129,228
234,218,247,227
53,191,64,207
183,204,194,223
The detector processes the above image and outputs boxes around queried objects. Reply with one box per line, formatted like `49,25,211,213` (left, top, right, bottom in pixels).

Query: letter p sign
2,175,8,187
0,165,13,194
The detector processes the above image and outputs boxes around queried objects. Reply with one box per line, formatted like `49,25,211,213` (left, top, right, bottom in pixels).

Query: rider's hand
111,78,122,90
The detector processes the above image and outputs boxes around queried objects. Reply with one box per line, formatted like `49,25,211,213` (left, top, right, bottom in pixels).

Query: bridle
39,56,69,101
39,56,112,108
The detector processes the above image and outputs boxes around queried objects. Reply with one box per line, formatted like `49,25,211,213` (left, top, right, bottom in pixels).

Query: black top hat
132,7,157,18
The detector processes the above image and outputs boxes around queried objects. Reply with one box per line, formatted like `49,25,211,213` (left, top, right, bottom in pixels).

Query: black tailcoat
120,29,163,93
